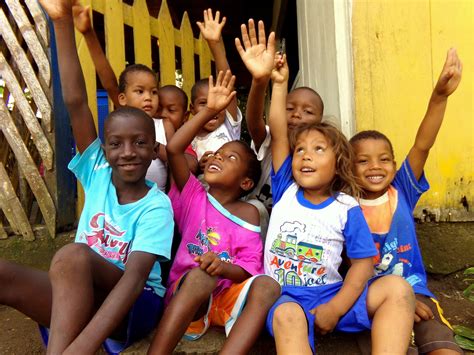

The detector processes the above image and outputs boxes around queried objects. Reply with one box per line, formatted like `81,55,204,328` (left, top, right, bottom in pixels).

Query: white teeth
209,164,221,171
367,175,384,182
301,167,314,172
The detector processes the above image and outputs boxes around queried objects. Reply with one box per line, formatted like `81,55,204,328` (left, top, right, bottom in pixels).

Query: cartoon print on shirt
186,222,232,263
79,212,131,263
269,221,327,287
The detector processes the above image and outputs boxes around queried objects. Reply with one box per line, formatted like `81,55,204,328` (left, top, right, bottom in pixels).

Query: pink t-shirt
167,175,263,297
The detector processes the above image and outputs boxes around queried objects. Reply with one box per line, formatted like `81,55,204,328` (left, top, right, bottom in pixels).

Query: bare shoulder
228,200,260,227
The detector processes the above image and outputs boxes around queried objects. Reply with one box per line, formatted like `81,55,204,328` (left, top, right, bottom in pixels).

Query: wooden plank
104,0,126,80
24,0,49,48
157,0,175,86
180,11,195,99
0,54,54,170
132,0,152,67
198,33,211,79
0,9,52,132
0,162,35,240
6,0,51,86
0,99,56,238
0,219,8,240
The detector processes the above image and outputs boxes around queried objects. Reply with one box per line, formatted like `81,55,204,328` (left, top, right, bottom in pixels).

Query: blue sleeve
131,193,174,261
271,155,294,204
343,206,378,259
68,138,106,191
393,158,429,211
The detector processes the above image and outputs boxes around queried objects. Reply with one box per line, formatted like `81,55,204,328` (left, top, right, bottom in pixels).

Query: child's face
103,114,158,188
286,89,323,131
292,130,336,200
203,142,252,193
352,138,396,199
191,85,226,133
118,71,159,117
157,90,187,130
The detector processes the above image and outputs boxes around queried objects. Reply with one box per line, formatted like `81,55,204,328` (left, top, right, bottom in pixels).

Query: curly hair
118,64,158,93
289,122,362,198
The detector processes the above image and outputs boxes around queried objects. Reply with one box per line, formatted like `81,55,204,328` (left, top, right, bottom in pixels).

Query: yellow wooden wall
352,0,473,221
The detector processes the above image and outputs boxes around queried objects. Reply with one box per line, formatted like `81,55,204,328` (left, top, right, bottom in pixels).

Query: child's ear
184,110,191,123
189,103,197,115
152,141,160,159
118,93,127,106
240,177,255,192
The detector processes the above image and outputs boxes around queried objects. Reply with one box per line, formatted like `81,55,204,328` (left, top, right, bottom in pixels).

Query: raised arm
72,0,120,108
408,48,462,180
269,54,290,172
166,71,236,191
197,9,238,119
236,19,276,150
40,0,96,153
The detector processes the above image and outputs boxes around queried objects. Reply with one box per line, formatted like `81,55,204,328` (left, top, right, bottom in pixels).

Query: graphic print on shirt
269,221,327,286
79,212,131,263
186,221,232,263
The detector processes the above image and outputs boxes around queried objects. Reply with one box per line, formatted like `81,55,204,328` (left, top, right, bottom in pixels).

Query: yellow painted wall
352,0,473,221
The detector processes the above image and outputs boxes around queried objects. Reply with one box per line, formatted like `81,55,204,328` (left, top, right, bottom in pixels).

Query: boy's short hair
234,140,262,197
349,130,395,157
118,64,158,93
159,85,188,110
106,106,156,141
290,86,324,117
191,79,209,103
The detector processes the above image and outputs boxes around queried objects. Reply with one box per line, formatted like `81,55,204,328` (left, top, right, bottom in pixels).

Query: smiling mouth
366,175,385,183
301,167,315,173
119,163,141,171
208,163,222,172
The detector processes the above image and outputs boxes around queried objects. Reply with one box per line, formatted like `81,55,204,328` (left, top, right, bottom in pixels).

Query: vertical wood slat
0,163,35,240
180,12,194,100
0,54,54,170
6,0,51,86
0,9,52,133
157,0,175,86
198,33,212,79
132,0,152,68
0,99,56,238
104,0,126,79
24,0,49,48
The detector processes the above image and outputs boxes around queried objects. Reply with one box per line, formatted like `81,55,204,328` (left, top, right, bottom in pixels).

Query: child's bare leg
148,268,216,355
221,276,280,354
272,302,312,355
47,243,123,354
367,275,415,355
0,259,52,326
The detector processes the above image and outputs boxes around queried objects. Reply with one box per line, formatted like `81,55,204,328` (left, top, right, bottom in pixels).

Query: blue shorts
266,281,372,353
39,286,163,355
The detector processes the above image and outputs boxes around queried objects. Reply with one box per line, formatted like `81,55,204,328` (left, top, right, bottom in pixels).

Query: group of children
0,1,464,354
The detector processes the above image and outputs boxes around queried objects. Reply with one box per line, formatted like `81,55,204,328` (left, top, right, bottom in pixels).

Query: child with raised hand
191,9,242,164
350,49,463,354
235,19,324,212
72,0,176,191
148,71,280,354
264,54,415,354
0,1,174,353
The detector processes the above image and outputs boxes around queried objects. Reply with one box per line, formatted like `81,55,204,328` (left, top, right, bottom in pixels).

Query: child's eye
286,107,293,111
135,89,143,94
381,157,391,162
109,142,120,148
315,146,325,153
295,147,304,154
304,109,314,115
357,159,367,164
135,139,146,146
229,155,237,161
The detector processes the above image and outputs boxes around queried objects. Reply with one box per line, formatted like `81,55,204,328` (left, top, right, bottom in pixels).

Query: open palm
434,48,462,97
207,71,236,113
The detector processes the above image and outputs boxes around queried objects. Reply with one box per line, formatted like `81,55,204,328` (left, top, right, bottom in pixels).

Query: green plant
454,267,474,350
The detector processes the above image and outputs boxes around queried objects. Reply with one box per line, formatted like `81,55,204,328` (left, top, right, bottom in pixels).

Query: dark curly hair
349,130,394,157
289,122,362,198
118,64,158,93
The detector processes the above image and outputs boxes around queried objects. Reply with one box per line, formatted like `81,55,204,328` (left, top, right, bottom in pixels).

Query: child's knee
49,244,91,277
249,276,281,305
181,268,217,294
384,275,415,304
368,275,415,314
273,302,307,331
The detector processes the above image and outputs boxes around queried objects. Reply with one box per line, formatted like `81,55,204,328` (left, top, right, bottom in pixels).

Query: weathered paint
352,0,473,221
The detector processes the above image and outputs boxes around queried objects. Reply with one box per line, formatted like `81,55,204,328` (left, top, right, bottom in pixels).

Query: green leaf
463,283,474,301
464,267,474,275
453,325,474,340
455,334,474,351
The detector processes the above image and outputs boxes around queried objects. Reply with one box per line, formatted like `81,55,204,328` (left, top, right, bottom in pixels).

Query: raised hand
196,8,226,44
72,0,92,34
38,0,73,21
433,48,462,99
235,19,276,81
207,70,236,114
271,53,289,85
